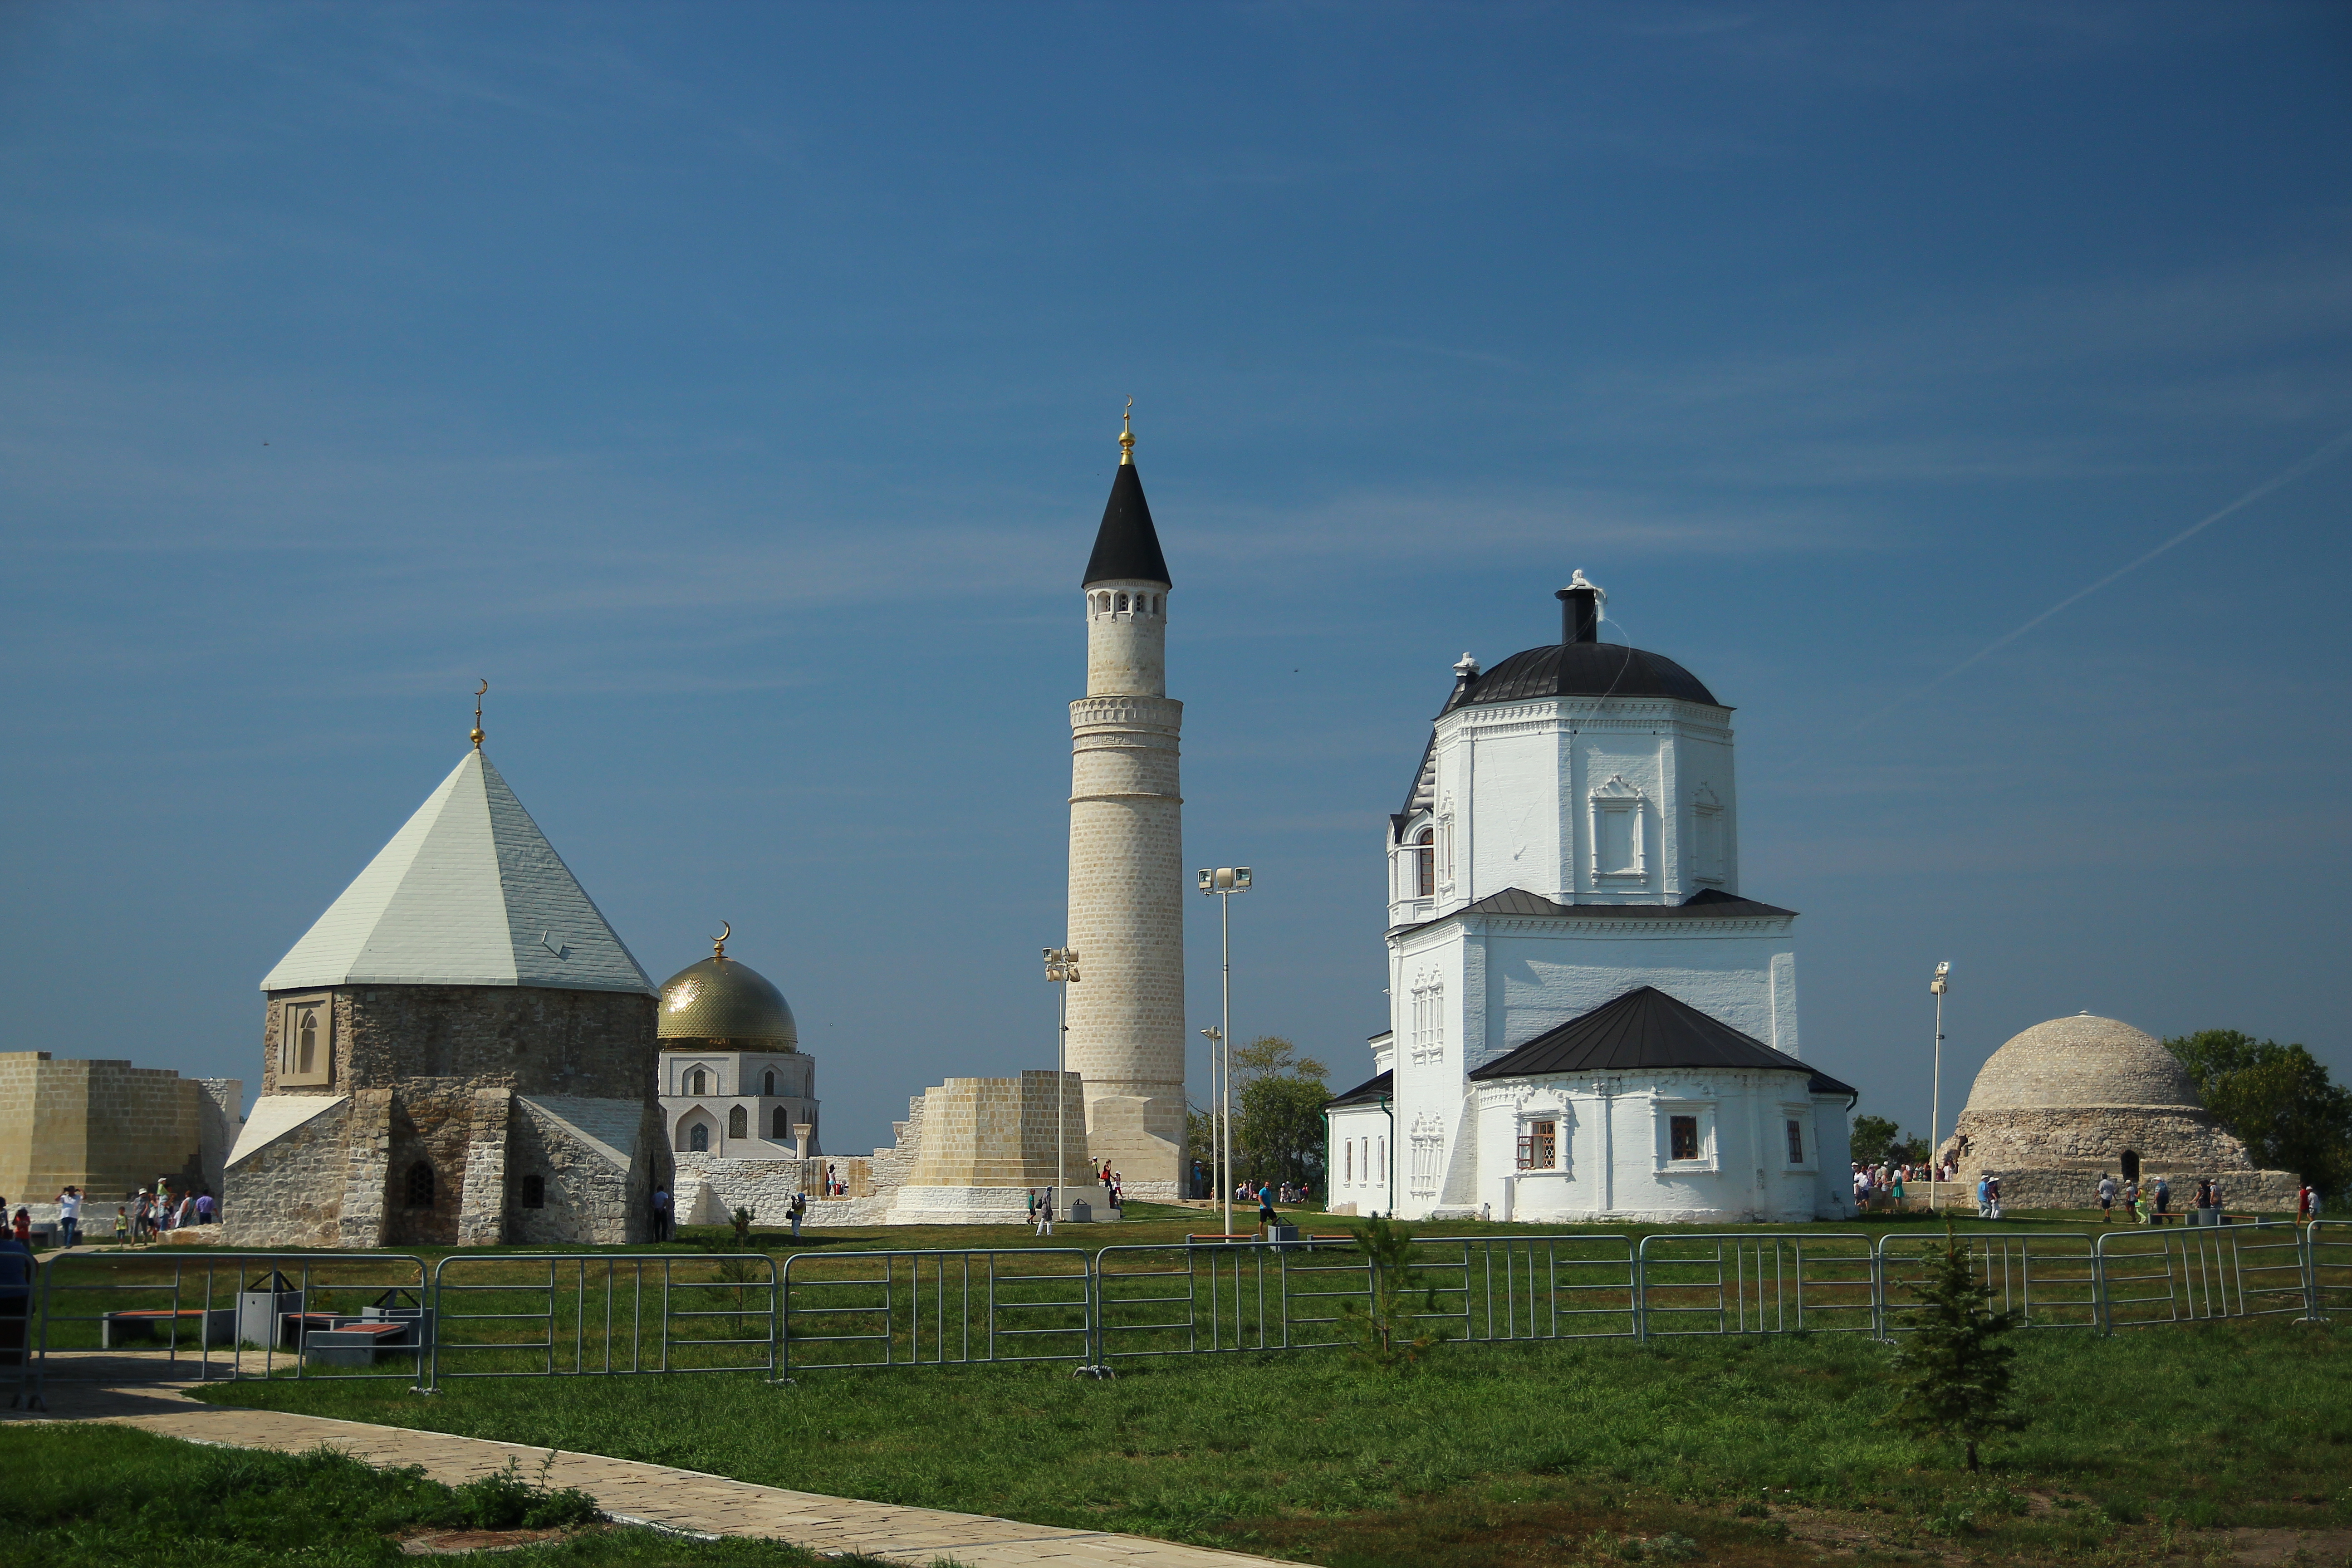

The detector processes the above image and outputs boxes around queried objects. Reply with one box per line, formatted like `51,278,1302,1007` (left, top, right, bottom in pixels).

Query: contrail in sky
1850,427,2352,735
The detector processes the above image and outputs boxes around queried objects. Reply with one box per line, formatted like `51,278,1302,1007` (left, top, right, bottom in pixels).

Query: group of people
1,1181,218,1250
1230,1179,1311,1205
1851,1160,1950,1210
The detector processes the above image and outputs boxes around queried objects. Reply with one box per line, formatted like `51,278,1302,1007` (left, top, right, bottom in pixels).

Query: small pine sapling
1338,1215,1448,1368
1888,1226,2028,1471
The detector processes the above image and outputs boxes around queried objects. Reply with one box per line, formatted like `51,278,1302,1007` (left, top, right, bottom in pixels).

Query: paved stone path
5,1376,1293,1567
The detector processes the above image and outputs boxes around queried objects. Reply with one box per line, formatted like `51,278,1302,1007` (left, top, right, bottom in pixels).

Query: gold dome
658,954,798,1049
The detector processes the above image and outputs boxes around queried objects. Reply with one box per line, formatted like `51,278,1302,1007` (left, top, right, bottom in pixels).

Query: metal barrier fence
12,1222,2345,1401
14,1251,430,1409
1876,1230,2102,1333
779,1248,1092,1374
2309,1221,2352,1322
430,1252,780,1384
2093,1221,2308,1329
1636,1232,1878,1339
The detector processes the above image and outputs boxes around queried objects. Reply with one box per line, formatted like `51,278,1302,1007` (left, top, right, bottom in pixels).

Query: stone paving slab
3,1381,1294,1568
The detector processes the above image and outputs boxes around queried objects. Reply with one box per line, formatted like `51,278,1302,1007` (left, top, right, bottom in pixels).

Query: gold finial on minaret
1118,397,1134,466
471,679,488,750
711,921,731,960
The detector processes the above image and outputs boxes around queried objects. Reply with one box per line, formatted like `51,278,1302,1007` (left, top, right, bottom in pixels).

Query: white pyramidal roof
261,749,656,996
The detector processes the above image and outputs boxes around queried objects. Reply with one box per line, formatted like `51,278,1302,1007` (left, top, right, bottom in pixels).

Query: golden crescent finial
1118,397,1135,466
471,679,488,750
712,921,730,959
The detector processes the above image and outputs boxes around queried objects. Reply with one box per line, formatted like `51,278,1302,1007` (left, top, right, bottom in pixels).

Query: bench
101,1308,236,1349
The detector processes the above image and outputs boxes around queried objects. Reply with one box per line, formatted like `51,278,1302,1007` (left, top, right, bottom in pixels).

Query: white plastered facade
660,1049,819,1159
1351,642,1853,1224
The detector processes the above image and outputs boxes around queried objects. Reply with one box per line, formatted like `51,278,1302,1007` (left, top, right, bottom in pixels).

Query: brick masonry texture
1068,586,1188,1198
0,1051,242,1207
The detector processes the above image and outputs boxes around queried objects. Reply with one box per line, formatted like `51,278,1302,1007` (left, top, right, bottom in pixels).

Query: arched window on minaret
772,1106,789,1140
1416,828,1436,898
764,1069,776,1096
728,1105,748,1139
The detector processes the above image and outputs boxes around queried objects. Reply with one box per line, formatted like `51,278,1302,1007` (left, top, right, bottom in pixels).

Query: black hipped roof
1083,463,1171,587
1468,985,1856,1098
1325,1069,1394,1109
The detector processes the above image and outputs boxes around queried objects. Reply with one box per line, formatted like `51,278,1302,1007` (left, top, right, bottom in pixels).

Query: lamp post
1928,961,1950,1212
1043,947,1081,1200
1196,866,1251,1239
1199,1024,1222,1212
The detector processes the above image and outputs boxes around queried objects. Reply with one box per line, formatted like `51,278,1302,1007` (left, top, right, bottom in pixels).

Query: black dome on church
1448,641,1721,711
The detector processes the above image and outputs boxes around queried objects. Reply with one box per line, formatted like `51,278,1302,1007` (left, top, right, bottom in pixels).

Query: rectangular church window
1786,1119,1805,1164
1670,1115,1700,1161
1599,808,1636,874
277,996,334,1088
1517,1120,1557,1171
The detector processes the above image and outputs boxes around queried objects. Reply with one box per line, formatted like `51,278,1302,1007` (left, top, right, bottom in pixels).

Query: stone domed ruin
1940,1013,2301,1211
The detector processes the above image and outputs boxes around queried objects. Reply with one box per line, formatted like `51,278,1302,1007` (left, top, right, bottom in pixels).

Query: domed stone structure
1941,1013,2301,1212
655,931,820,1163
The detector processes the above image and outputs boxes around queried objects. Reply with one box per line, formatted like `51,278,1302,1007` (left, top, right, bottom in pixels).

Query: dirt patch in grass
397,1524,605,1555
1223,1495,1824,1567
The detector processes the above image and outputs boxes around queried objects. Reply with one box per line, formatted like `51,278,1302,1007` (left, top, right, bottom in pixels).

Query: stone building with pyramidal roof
225,709,668,1247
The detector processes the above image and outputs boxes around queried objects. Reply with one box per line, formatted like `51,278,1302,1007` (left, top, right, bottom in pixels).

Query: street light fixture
1043,947,1081,1203
1196,867,1251,1239
1928,961,1950,1212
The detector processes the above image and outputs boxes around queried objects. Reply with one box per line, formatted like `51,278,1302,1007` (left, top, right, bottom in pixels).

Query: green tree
1851,1114,1901,1166
1229,1036,1330,1189
2165,1030,2352,1200
1338,1215,1447,1369
1888,1227,2027,1472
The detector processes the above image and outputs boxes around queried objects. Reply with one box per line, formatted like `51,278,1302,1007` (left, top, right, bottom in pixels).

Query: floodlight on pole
1928,961,1950,1212
1196,866,1251,1239
1043,947,1081,1203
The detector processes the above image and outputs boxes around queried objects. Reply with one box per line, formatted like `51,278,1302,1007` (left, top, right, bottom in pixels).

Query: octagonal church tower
225,724,666,1248
1065,414,1186,1198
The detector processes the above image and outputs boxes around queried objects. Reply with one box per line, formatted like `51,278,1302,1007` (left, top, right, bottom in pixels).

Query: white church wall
1484,929,1798,1065
1325,1102,1392,1215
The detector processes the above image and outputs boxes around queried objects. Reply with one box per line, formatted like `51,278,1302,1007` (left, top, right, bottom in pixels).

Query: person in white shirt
55,1186,82,1248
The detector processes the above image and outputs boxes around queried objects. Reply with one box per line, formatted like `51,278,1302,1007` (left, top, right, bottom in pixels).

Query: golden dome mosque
1939,1013,2299,1211
656,926,819,1160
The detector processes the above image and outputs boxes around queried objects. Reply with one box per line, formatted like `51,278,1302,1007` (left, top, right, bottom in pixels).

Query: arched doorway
2120,1149,2141,1182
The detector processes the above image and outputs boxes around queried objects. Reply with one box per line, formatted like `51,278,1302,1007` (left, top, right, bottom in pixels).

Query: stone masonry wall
223,1097,354,1247
260,985,657,1101
0,1051,230,1204
1945,1105,2306,1213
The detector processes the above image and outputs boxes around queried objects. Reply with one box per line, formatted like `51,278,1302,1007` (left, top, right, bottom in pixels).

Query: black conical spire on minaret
1083,402,1172,588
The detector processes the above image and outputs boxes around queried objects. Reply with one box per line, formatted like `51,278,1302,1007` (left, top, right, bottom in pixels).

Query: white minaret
1065,409,1186,1199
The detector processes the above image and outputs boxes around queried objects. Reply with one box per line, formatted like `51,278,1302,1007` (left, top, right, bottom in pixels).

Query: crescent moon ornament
712,921,731,959
470,679,488,750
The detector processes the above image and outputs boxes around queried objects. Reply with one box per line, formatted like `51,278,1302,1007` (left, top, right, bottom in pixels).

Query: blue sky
4,3,2348,1156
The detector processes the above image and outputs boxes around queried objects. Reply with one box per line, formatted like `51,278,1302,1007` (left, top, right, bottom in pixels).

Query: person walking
112,1207,129,1243
2096,1173,2116,1222
1255,1181,1278,1232
195,1191,216,1225
1984,1174,2002,1222
2151,1175,2171,1225
54,1186,82,1249
651,1186,672,1243
1035,1185,1055,1237
788,1190,806,1240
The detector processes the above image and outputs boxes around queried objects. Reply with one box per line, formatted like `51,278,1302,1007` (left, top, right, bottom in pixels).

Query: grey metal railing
1634,1232,1878,1340
429,1251,779,1385
15,1221,2341,1402
1875,1230,2102,1333
16,1250,430,1409
779,1247,1091,1374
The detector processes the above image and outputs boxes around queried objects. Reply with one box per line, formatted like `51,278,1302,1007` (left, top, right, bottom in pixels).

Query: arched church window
764,1070,776,1096
1116,593,1129,612
297,1010,318,1075
1415,828,1435,898
729,1105,748,1139
521,1173,545,1209
689,1123,709,1152
772,1106,790,1140
405,1161,434,1210
689,1068,707,1096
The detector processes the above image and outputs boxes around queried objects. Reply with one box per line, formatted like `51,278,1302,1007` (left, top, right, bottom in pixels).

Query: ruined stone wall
260,985,656,1100
1942,1104,2306,1214
223,1098,353,1247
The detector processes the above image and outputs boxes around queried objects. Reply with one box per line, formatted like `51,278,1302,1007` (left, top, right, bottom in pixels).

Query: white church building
1327,574,1855,1225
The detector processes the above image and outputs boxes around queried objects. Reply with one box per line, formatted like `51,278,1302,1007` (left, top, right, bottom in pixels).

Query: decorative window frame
1589,774,1648,883
1653,1099,1719,1174
1779,1104,1817,1171
1515,1110,1566,1173
1407,968,1447,1066
1436,794,1458,898
276,994,335,1088
1691,784,1726,888
1407,1113,1445,1197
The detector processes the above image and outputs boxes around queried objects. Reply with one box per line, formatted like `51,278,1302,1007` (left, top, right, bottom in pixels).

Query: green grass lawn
0,1422,893,1568
192,1315,2352,1567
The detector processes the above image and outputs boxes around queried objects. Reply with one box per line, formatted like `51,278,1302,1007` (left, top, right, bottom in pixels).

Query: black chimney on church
1556,580,1600,644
